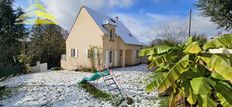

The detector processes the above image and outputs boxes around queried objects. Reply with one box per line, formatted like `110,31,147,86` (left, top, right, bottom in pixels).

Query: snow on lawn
0,64,159,107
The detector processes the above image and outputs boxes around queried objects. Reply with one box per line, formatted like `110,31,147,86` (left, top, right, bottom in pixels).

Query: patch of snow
0,64,159,107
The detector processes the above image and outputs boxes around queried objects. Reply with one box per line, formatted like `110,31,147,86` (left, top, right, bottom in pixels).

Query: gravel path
0,64,159,107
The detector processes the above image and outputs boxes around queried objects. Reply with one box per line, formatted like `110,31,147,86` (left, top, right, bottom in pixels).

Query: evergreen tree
29,24,66,68
0,0,27,66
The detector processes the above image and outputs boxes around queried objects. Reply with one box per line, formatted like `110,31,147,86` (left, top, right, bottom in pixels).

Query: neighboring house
209,48,232,54
61,6,143,70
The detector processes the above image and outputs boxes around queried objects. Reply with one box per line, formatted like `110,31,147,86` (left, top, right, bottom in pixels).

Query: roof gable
84,6,142,46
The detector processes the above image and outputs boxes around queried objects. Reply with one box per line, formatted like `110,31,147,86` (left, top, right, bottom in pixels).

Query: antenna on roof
188,9,192,37
80,0,85,7
115,16,119,20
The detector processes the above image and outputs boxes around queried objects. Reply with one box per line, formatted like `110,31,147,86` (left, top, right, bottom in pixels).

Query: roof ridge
83,6,142,46
84,6,120,22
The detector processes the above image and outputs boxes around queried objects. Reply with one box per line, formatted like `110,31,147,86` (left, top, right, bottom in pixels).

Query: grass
153,95,169,107
159,96,169,107
79,83,135,106
0,86,13,101
79,83,112,101
148,72,169,107
0,77,5,82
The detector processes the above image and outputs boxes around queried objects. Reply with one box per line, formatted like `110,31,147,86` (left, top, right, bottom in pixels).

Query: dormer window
110,29,114,41
110,19,116,23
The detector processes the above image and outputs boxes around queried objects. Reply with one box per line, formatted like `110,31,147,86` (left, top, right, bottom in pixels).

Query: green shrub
141,34,232,106
0,86,12,100
0,65,23,79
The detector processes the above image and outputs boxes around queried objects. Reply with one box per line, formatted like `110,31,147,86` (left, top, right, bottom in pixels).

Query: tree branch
0,10,4,19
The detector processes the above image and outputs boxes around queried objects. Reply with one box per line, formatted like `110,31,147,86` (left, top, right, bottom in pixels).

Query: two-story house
61,6,142,70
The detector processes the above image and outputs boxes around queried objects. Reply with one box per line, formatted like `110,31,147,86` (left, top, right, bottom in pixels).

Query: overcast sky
14,0,231,44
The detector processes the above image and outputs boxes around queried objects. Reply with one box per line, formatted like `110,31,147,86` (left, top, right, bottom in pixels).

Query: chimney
115,16,119,20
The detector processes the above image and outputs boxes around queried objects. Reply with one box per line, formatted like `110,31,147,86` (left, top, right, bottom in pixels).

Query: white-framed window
109,51,113,63
86,48,98,59
136,50,140,58
94,48,98,59
70,49,75,57
110,29,114,40
86,49,91,58
88,49,91,58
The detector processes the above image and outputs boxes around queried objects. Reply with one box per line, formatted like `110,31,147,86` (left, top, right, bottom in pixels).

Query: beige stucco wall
103,32,141,67
61,7,142,70
125,50,132,65
61,8,104,70
125,45,141,65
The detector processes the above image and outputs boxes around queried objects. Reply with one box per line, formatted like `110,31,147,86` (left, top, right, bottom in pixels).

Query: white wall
30,61,47,73
209,48,232,54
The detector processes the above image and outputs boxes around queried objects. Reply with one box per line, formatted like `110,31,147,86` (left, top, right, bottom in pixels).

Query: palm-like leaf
140,45,178,57
217,93,232,107
146,72,166,92
147,53,175,68
187,88,198,105
200,55,232,82
139,47,154,57
144,34,232,106
190,77,216,95
203,34,232,50
184,42,202,54
157,55,189,93
215,81,232,106
190,77,217,106
153,45,177,55
200,95,216,107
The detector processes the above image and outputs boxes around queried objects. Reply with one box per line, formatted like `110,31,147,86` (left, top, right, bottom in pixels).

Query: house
209,48,232,54
61,6,143,70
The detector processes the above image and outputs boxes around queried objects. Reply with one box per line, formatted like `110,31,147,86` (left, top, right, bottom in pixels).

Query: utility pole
188,9,192,37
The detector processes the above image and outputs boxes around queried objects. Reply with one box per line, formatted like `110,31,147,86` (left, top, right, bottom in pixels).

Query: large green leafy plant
140,34,232,107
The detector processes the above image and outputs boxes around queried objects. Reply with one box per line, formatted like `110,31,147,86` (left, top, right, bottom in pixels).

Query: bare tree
152,22,189,45
88,46,103,70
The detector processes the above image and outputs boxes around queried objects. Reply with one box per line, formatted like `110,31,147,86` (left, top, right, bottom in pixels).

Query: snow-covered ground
0,64,159,107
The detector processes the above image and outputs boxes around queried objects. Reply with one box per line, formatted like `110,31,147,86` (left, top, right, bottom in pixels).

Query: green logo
16,0,57,25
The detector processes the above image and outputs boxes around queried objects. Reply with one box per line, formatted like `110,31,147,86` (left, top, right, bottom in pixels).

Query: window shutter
69,49,72,57
94,48,97,59
75,49,78,58
105,50,109,64
85,49,88,58
88,49,91,58
68,49,70,57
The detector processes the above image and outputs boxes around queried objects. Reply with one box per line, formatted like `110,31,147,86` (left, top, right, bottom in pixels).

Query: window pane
88,49,92,58
110,30,112,37
94,49,97,59
71,49,75,57
109,51,112,63
110,30,114,40
136,50,139,58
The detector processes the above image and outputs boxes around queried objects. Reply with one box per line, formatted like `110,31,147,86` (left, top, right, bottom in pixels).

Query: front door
105,50,113,67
